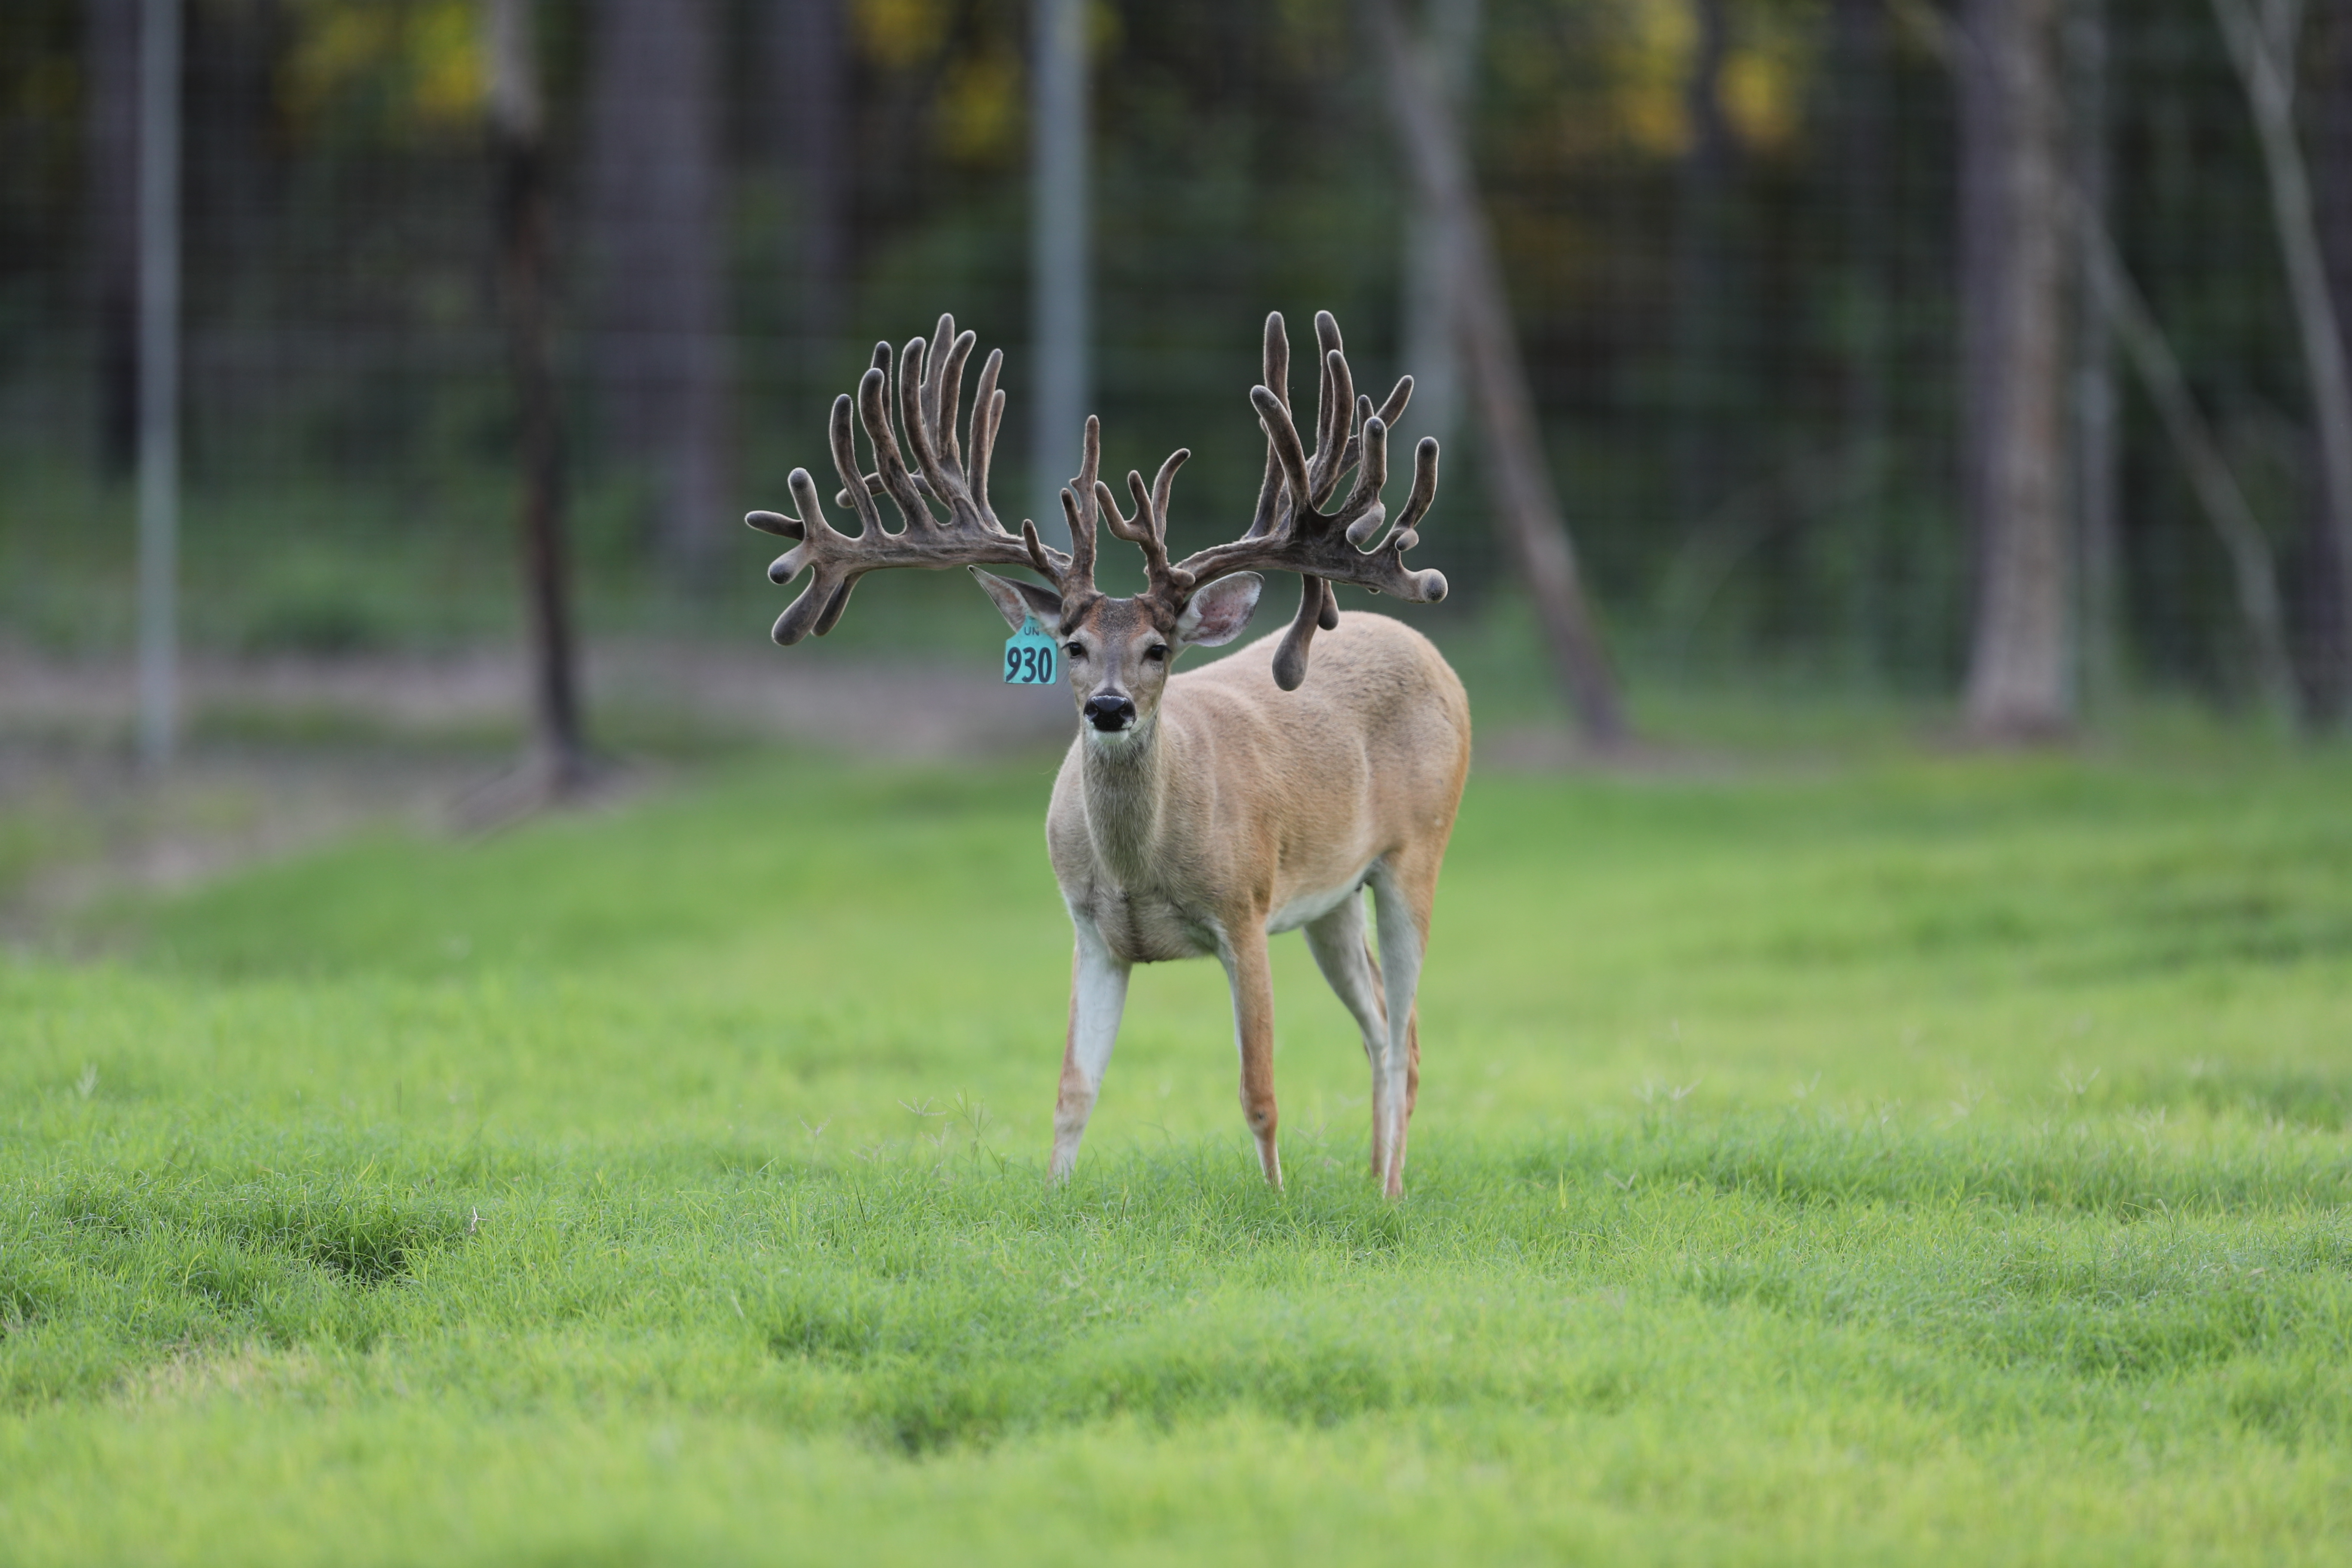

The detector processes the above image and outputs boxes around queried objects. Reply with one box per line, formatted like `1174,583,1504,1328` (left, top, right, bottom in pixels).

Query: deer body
1043,611,1469,1193
752,308,1463,1194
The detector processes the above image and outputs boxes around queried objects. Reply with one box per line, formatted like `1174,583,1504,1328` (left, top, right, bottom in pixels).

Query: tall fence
0,0,2343,713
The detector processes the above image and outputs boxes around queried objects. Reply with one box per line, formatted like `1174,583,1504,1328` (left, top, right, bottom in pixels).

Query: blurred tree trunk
1369,0,1627,746
135,0,181,771
2216,0,2352,727
87,0,140,477
2078,191,2296,720
769,0,847,376
1672,0,1734,532
2066,0,2122,711
1831,0,1887,443
1959,0,2072,739
1396,0,1477,456
488,0,586,794
584,0,732,582
2288,1,2352,725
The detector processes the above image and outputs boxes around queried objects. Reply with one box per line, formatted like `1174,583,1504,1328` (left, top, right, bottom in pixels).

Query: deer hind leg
1219,922,1283,1190
1369,856,1435,1199
1303,893,1394,1181
1051,918,1130,1182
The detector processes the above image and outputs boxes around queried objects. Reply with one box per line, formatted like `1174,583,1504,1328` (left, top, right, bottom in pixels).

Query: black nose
1084,695,1136,731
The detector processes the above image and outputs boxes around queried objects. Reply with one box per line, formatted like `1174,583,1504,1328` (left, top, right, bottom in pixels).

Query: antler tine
769,464,852,644
1250,384,1313,527
1384,435,1441,551
892,335,940,518
828,387,886,539
1335,375,1414,476
1097,447,1194,605
1303,315,1354,507
1058,487,1092,603
894,328,975,532
1021,516,1056,579
860,351,929,531
970,348,1004,524
1096,474,1146,547
1094,475,1153,564
921,313,952,455
1058,414,1103,604
1336,419,1390,550
1270,577,1335,692
934,322,976,478
1148,447,1187,559
911,313,975,496
1246,312,1292,540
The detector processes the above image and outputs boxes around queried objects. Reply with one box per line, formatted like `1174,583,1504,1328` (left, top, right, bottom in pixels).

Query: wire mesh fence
1,0,2345,721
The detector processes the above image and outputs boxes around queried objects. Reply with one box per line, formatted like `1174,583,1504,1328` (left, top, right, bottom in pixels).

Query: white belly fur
1265,861,1377,935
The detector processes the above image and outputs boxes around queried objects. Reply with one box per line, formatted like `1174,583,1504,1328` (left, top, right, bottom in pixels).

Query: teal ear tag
1003,615,1059,685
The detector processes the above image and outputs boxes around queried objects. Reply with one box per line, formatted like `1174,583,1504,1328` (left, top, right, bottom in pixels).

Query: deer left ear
1176,573,1263,647
970,567,1063,631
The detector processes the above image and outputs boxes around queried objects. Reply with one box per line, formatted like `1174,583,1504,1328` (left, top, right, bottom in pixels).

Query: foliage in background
0,0,2334,702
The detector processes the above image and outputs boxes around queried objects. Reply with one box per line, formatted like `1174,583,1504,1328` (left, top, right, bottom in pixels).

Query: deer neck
1079,712,1176,887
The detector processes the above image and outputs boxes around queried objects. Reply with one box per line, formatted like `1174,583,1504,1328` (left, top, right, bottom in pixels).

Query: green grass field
4,738,2351,1564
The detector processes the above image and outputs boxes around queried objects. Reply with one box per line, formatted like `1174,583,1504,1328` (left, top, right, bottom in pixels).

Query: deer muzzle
1083,694,1136,732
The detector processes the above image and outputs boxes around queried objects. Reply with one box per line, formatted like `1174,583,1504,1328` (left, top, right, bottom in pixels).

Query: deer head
968,416,1264,739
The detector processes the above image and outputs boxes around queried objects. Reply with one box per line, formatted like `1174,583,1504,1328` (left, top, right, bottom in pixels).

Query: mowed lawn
4,739,2351,1564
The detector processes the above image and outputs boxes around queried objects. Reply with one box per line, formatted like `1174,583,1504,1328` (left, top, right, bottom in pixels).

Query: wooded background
3,0,2349,732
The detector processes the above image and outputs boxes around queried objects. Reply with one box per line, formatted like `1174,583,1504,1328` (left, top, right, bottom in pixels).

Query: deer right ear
969,567,1063,631
1176,573,1263,646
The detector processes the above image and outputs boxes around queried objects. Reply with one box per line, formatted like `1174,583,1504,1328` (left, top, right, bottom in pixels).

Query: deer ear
969,568,1062,631
1176,573,1263,647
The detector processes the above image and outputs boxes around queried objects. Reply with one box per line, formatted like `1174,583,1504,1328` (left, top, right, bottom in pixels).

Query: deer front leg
1051,916,1130,1182
1219,921,1283,1189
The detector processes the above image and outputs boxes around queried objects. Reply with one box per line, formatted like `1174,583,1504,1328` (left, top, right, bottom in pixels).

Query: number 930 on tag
1003,619,1058,685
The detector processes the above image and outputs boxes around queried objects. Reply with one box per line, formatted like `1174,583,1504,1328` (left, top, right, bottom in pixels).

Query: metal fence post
136,0,181,769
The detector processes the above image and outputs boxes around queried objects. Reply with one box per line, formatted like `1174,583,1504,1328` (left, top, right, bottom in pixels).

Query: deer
747,310,1470,1197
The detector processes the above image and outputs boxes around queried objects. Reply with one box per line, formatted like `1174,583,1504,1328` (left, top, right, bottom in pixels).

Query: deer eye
1143,644,1169,662
1064,641,1086,659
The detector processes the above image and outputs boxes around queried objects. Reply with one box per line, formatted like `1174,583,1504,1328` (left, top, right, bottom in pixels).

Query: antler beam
747,315,1072,644
1172,310,1446,689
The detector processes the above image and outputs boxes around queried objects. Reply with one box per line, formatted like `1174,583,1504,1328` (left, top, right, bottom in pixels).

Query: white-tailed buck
749,311,1469,1196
